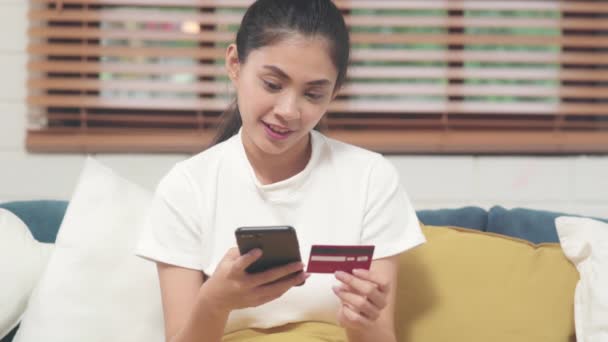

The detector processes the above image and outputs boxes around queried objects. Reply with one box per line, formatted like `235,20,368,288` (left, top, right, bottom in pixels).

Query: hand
332,269,390,331
201,247,309,313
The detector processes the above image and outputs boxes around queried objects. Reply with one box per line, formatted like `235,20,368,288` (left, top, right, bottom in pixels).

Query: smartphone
235,226,302,274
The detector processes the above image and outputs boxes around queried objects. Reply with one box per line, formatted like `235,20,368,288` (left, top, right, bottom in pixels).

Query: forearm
169,287,230,342
346,326,397,342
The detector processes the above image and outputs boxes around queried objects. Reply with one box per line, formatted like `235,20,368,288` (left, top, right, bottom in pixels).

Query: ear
225,44,240,84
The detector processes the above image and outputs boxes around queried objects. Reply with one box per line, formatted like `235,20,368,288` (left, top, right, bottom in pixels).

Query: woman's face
226,34,339,157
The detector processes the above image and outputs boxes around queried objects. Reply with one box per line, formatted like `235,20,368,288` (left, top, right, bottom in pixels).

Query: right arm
158,263,228,342
157,248,308,342
158,262,231,342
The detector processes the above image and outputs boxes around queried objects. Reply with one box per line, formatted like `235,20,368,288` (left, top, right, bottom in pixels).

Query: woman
136,0,425,341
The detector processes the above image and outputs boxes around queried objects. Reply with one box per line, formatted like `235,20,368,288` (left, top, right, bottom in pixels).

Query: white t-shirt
136,129,425,333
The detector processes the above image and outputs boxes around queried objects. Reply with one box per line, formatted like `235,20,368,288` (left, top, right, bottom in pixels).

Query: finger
342,304,373,327
332,286,380,321
232,248,263,273
223,247,241,260
338,282,354,293
352,269,390,293
256,272,310,300
335,271,386,309
249,261,305,286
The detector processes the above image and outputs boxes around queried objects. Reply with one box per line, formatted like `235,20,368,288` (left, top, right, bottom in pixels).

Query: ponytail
211,100,242,146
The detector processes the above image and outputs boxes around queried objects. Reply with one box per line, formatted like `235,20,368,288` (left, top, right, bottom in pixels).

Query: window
27,0,608,153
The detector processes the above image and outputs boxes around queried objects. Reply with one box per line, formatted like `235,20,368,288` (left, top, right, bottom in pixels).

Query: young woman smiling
136,1,425,341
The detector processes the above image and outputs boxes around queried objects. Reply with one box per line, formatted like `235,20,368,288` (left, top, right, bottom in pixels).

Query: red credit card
306,245,374,274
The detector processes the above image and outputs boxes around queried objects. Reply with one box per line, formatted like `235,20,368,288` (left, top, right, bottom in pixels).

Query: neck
242,133,312,185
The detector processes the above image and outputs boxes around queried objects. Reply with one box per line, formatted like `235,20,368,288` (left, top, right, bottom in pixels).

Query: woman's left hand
332,268,390,331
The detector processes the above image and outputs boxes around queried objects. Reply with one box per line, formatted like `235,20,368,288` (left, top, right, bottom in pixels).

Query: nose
274,92,300,122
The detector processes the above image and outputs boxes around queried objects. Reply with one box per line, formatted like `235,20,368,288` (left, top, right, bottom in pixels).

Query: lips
263,122,291,134
262,121,294,140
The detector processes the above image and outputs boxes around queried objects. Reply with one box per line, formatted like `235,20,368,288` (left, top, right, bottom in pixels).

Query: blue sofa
1,200,606,342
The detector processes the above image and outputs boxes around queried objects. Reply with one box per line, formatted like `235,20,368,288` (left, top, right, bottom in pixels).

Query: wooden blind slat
26,129,216,153
352,49,607,65
28,61,227,77
29,27,235,42
28,79,231,93
28,44,227,59
46,112,222,125
26,129,608,154
45,114,607,131
326,130,608,154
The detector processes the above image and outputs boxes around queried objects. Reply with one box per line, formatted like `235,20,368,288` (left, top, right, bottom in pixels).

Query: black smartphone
235,226,302,274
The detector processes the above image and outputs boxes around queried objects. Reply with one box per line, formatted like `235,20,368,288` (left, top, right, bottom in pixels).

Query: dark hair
212,0,350,145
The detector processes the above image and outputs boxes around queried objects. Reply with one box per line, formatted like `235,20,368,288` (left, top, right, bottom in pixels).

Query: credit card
306,245,374,274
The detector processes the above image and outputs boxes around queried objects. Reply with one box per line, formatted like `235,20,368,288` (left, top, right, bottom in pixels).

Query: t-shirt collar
235,128,322,202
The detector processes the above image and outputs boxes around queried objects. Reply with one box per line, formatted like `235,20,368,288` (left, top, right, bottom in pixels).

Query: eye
305,92,324,101
262,80,281,92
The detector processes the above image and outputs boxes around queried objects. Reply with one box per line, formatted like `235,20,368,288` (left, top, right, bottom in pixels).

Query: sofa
2,196,605,342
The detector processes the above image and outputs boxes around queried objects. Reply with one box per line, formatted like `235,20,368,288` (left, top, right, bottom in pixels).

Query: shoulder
179,134,238,176
317,131,393,176
316,132,402,196
186,135,235,168
317,131,385,166
158,134,238,192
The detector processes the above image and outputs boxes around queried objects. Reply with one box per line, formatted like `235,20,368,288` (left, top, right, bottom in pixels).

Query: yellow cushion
222,321,346,342
222,225,578,342
395,225,579,342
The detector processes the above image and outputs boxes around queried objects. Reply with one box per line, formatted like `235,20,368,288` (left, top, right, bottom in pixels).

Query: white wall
1,2,606,217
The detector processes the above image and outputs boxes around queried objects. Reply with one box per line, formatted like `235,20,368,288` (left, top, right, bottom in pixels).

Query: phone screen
235,226,302,274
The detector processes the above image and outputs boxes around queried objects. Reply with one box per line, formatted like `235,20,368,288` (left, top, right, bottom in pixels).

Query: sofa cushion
0,209,53,340
13,157,164,342
556,217,608,342
222,321,345,341
0,328,17,342
487,206,608,244
0,201,67,243
415,206,488,231
395,225,578,342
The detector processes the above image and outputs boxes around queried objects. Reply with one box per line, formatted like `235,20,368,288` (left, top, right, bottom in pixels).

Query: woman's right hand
200,247,308,313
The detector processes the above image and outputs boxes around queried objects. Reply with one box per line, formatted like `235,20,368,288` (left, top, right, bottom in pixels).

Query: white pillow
0,209,53,339
556,216,608,342
13,157,164,342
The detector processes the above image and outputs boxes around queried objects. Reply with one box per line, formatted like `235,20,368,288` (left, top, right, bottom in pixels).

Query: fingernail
335,271,347,278
249,249,261,257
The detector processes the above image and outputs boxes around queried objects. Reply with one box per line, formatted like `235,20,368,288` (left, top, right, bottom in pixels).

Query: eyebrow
262,65,331,86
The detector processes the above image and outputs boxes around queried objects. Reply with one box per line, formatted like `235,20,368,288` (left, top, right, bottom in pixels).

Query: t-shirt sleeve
135,164,205,270
360,156,426,259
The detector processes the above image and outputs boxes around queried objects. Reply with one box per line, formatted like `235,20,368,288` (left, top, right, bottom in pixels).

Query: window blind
27,0,608,153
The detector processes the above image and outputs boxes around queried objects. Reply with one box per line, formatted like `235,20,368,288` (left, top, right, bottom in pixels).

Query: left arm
333,256,399,342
